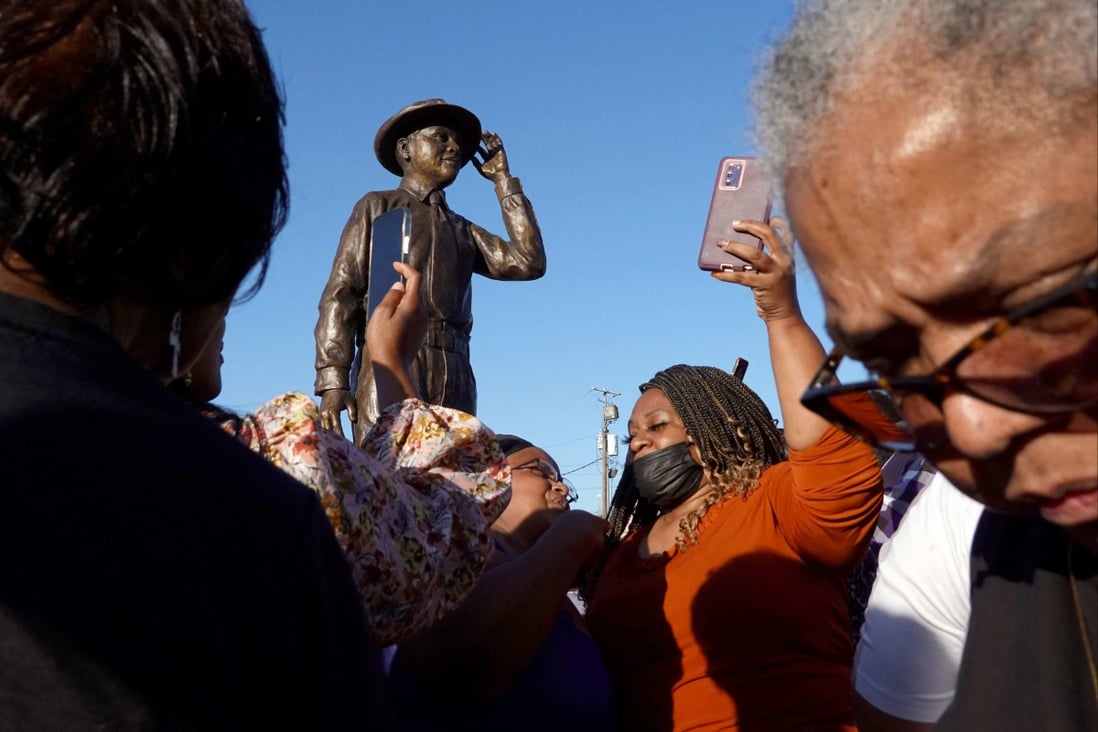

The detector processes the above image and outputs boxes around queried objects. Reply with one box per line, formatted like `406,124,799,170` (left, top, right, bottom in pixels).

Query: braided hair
586,365,787,600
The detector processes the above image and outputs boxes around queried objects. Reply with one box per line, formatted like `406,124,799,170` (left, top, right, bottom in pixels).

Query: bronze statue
315,99,546,443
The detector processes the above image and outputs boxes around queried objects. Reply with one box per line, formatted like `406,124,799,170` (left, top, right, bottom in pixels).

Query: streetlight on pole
588,387,621,517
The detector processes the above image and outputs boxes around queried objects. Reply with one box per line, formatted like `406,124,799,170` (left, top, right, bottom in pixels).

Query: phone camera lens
725,163,744,189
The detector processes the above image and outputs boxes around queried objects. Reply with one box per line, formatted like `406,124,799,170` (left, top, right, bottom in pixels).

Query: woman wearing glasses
388,435,616,731
172,265,512,648
583,219,888,732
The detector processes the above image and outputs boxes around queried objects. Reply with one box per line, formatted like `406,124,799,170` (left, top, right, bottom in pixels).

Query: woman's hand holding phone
716,216,835,449
367,261,427,407
711,216,801,323
698,156,772,273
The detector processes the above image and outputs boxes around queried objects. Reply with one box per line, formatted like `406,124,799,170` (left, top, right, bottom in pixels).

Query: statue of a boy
314,99,546,443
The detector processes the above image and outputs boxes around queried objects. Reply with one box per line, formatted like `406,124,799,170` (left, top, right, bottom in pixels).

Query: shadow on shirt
692,551,863,731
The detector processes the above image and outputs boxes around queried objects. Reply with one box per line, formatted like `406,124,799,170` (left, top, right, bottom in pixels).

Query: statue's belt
425,323,470,356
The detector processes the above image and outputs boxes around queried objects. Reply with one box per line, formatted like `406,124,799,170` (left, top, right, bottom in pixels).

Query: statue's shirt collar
399,180,446,206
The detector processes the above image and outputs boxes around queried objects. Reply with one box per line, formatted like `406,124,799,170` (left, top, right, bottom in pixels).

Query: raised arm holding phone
582,217,887,732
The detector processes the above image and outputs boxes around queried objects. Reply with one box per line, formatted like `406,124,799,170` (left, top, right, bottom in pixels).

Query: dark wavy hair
0,0,287,308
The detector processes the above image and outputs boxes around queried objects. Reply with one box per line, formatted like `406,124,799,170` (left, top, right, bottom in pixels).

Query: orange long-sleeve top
586,424,883,732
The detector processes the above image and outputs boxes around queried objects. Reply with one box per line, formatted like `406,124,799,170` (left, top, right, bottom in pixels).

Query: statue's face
401,125,463,187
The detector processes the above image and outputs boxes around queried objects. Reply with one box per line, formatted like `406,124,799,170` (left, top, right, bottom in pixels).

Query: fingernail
731,220,741,226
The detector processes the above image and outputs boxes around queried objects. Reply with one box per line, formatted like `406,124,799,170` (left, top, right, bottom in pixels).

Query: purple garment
388,611,616,731
847,452,937,640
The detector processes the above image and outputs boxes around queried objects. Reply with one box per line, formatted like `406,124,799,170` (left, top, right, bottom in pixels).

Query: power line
542,435,595,448
562,457,602,476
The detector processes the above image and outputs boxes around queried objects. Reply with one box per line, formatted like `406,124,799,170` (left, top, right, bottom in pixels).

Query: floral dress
225,392,510,646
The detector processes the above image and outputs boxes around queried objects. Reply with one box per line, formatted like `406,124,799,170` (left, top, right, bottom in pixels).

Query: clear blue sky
224,0,848,515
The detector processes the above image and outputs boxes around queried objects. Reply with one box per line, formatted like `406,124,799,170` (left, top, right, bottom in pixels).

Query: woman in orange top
584,219,885,731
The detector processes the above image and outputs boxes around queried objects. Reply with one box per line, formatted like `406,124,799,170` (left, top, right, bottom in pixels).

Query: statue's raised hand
473,131,509,182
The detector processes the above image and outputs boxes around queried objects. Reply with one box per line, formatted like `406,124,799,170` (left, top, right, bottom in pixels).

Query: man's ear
396,137,411,163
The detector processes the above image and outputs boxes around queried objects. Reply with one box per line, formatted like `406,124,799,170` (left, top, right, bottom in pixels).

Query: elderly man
753,0,1096,729
315,99,545,444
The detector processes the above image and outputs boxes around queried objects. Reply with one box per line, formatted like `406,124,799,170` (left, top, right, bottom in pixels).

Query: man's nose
940,392,1049,459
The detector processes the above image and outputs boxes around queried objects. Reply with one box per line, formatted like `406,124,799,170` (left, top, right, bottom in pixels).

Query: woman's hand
713,216,831,449
367,262,426,407
711,216,801,323
545,510,608,571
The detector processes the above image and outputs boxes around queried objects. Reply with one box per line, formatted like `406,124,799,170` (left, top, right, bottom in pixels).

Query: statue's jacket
314,179,544,427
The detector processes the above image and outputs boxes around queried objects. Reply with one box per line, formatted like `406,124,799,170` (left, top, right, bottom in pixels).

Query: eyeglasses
514,458,579,504
801,269,1098,451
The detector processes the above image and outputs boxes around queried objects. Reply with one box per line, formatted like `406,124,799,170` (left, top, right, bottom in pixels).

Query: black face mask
631,442,704,510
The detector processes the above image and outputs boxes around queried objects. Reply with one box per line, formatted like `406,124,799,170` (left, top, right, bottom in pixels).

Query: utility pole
588,387,621,518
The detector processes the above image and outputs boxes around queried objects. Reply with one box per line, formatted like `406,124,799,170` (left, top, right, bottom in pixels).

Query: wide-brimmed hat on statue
374,98,482,177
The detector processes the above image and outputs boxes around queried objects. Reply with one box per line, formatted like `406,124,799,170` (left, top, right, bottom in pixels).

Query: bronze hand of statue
319,389,357,438
473,131,510,182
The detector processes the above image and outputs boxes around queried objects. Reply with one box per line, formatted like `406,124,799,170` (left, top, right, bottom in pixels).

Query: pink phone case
698,157,772,272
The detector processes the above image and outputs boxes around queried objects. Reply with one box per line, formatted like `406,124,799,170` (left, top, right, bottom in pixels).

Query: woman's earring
169,310,183,379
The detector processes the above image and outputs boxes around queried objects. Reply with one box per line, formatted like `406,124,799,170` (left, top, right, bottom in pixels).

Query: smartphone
366,207,411,319
698,157,772,273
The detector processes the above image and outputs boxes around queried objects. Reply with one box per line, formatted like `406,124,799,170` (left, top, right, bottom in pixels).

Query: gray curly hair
753,0,1097,187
